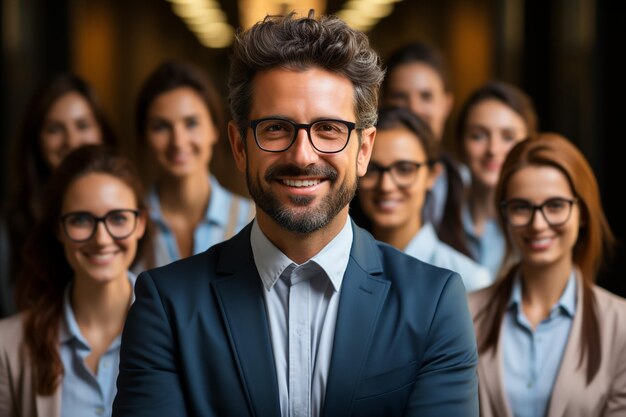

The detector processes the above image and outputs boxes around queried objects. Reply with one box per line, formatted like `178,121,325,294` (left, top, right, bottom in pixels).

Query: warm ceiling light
168,0,234,48
237,0,327,29
337,0,402,31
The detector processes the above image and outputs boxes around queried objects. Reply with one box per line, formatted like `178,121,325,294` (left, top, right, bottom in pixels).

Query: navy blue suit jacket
113,222,478,417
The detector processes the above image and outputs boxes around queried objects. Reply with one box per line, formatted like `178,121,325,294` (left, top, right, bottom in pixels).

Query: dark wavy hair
5,73,117,288
476,133,615,384
382,41,452,96
228,11,385,139
15,145,152,395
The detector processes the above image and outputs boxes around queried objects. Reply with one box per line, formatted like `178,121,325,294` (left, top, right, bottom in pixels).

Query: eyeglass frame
59,209,141,242
500,197,578,227
360,160,436,190
248,117,359,154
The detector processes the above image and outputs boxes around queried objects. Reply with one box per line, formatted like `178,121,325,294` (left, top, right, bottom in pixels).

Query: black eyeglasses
500,197,577,227
60,209,140,242
360,160,434,190
249,117,358,153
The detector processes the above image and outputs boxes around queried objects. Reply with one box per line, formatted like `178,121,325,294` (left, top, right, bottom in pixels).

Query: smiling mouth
282,179,321,187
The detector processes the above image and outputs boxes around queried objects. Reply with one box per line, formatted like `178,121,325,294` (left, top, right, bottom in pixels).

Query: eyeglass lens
62,210,138,242
503,198,575,226
254,119,352,153
360,161,425,189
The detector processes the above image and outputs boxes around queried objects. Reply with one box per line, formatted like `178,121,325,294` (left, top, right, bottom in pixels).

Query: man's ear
228,121,247,173
357,127,376,177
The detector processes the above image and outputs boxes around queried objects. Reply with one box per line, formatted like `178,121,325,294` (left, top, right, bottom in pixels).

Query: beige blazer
469,280,626,417
0,313,61,417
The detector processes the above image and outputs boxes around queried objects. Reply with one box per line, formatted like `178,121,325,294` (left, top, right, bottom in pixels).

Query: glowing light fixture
336,0,403,31
166,0,401,48
237,0,327,29
167,0,234,48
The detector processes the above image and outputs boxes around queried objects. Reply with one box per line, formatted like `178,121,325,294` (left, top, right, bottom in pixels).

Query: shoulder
467,284,499,318
0,313,26,353
431,241,492,290
593,285,626,322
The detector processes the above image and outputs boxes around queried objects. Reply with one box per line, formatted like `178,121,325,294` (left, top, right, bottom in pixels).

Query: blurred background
2,0,624,296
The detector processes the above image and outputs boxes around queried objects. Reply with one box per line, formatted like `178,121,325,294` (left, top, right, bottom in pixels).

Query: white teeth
377,200,398,209
283,179,320,187
89,253,115,260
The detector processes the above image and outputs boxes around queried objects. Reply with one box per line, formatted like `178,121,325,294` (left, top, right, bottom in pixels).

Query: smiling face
358,127,438,235
145,87,217,179
504,165,580,271
39,92,103,169
229,67,374,236
384,62,453,140
463,99,528,190
59,173,146,285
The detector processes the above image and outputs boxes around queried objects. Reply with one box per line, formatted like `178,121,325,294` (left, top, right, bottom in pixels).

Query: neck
520,257,573,310
468,181,497,233
71,274,132,328
157,171,211,216
256,207,349,264
372,216,421,251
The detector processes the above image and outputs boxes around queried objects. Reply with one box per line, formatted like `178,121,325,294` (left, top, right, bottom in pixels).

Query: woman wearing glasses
469,133,626,417
354,106,490,292
456,81,538,279
2,73,117,318
0,145,151,417
136,60,253,268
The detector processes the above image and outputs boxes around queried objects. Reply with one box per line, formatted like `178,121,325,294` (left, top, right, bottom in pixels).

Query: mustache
265,164,338,182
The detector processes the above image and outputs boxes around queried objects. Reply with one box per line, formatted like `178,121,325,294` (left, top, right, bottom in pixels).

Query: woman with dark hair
382,41,468,256
354,106,490,291
1,73,117,317
136,60,253,267
456,80,538,279
0,145,150,417
469,133,626,417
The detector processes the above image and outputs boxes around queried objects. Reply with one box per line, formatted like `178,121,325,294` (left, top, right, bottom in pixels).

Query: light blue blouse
59,272,137,417
404,222,491,292
503,271,576,417
462,205,505,280
147,175,254,268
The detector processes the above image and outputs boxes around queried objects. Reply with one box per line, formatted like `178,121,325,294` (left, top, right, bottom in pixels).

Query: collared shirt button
95,406,105,415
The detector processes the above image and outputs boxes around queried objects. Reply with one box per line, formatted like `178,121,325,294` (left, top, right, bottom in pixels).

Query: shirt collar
148,175,229,227
59,271,138,345
251,216,353,293
508,269,577,317
404,222,437,260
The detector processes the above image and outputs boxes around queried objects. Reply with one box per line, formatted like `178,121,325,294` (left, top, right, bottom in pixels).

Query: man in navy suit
113,11,478,417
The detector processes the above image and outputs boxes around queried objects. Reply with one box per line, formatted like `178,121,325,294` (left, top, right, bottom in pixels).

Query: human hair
15,145,153,395
455,80,538,160
135,59,225,145
477,133,615,384
5,74,117,284
382,41,452,94
228,11,384,138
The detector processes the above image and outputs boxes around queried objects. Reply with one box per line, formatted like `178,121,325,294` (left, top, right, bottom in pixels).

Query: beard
247,162,357,235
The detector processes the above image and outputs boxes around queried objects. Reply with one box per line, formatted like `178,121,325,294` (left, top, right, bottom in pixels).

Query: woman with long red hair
470,133,626,416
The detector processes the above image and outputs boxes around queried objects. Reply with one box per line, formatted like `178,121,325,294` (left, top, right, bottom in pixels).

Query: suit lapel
546,276,585,417
322,224,390,417
211,225,281,417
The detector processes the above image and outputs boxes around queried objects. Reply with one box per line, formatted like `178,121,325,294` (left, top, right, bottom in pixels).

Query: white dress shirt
250,217,353,417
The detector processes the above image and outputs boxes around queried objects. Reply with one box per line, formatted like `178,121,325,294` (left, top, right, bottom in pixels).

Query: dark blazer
112,221,478,417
